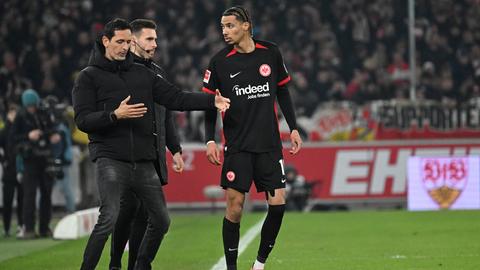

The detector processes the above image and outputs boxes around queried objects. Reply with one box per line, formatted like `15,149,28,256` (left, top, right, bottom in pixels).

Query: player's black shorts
221,149,286,193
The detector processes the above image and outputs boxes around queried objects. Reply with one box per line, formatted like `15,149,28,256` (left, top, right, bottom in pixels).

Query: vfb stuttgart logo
421,158,468,209
259,64,271,77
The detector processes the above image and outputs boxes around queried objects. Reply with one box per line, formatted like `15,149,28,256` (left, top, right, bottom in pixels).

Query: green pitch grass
0,210,479,269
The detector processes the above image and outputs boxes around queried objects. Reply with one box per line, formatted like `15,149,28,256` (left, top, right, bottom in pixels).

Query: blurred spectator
387,52,410,85
285,165,313,211
0,104,23,237
12,89,61,239
47,96,75,214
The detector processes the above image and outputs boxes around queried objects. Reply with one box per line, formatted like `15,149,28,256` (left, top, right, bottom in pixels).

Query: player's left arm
275,45,302,154
277,85,302,154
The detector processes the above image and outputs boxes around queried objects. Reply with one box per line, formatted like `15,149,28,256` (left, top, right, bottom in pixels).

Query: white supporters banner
408,156,480,211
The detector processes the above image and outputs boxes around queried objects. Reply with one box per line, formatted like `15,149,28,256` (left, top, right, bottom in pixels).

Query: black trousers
22,159,53,234
80,158,170,270
2,166,23,234
110,191,149,270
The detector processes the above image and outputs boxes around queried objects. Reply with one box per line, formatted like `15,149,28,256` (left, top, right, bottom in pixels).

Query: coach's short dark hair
223,6,253,36
130,19,157,35
103,18,131,40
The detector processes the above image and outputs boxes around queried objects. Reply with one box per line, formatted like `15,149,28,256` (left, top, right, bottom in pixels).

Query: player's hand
214,90,230,112
114,95,148,119
290,129,302,155
206,141,222,165
28,129,42,141
172,152,185,173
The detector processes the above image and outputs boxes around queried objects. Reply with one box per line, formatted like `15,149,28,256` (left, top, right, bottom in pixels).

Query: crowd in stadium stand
1,0,480,141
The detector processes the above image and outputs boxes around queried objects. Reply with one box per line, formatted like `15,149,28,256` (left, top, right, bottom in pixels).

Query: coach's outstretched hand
206,141,222,165
215,90,230,112
290,129,302,155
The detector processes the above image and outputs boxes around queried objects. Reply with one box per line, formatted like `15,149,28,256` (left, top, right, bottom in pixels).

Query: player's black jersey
203,39,291,153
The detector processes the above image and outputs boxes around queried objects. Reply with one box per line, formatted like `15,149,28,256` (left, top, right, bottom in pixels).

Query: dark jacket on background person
0,118,17,173
12,109,57,160
72,40,214,163
0,116,24,235
12,89,57,236
132,53,181,184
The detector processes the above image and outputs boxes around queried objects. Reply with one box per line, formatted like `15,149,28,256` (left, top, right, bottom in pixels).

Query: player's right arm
202,59,222,165
205,109,221,165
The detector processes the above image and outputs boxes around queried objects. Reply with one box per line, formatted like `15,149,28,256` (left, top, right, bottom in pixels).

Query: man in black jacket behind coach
72,18,230,270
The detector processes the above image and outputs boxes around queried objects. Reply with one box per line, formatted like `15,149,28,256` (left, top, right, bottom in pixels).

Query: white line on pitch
210,216,265,270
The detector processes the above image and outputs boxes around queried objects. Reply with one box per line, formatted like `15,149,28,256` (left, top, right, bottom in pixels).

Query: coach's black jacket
132,53,181,184
72,40,214,164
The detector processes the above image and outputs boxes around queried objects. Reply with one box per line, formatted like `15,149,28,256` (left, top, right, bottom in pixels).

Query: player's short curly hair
223,6,253,36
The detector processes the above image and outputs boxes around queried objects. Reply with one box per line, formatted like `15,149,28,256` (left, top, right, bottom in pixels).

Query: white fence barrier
53,207,99,240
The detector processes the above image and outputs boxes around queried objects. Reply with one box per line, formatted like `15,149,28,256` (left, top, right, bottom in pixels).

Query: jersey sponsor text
233,82,270,99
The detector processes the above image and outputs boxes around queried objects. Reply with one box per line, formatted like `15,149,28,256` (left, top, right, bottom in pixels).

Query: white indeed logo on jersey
232,82,270,99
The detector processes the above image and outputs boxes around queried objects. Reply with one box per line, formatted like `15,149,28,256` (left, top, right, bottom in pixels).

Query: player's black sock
257,204,285,263
223,217,240,270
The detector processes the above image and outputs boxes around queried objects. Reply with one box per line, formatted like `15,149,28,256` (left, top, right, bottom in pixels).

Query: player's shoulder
255,39,279,50
207,45,236,71
211,45,235,61
255,39,283,58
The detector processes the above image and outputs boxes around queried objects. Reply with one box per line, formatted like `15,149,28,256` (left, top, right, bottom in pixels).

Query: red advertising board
164,140,480,204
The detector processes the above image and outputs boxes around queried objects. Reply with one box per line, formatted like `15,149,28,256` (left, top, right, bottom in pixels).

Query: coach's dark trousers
80,158,170,270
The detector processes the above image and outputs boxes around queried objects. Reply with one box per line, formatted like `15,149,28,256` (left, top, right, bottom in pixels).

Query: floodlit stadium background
1,0,480,269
